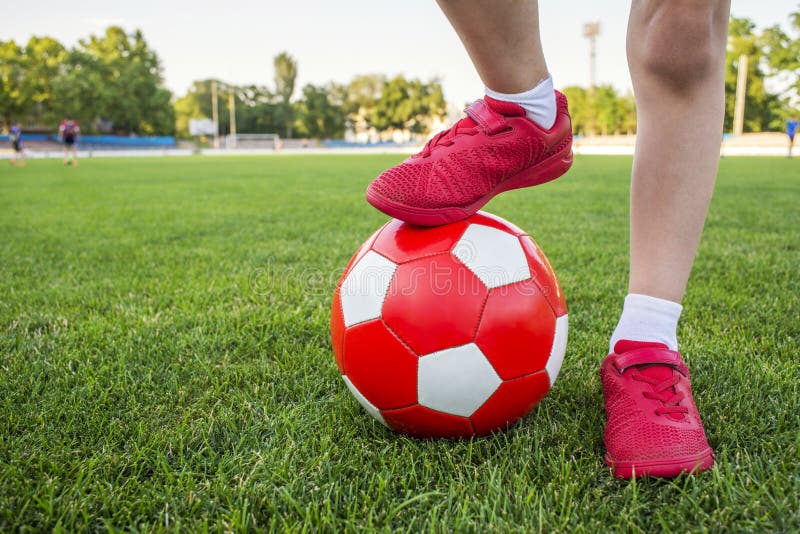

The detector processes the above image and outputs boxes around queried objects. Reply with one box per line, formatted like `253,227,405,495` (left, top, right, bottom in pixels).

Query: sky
1,1,796,107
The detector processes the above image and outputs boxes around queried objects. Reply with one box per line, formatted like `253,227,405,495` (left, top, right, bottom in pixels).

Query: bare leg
627,0,731,303
435,0,548,93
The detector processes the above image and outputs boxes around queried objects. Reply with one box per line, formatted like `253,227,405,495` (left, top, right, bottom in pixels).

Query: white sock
484,75,556,130
609,294,683,353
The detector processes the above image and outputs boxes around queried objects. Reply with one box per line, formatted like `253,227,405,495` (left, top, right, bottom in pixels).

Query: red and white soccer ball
330,211,567,438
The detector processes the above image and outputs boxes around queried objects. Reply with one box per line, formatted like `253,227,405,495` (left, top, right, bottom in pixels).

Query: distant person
787,115,798,158
9,122,25,167
59,116,80,166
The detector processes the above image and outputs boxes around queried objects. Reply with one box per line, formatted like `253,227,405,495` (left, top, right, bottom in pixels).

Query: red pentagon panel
519,235,567,316
382,254,488,355
475,279,556,380
343,319,418,410
371,218,469,264
330,286,346,374
382,404,474,438
343,224,388,275
469,211,526,236
470,371,550,435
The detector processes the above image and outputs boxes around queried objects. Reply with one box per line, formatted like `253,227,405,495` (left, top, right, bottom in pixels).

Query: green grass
0,154,798,532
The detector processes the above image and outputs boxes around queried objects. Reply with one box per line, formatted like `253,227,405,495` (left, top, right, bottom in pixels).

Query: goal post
224,133,281,150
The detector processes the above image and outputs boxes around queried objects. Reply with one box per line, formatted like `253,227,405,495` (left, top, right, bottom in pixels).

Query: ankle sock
484,75,556,130
609,293,682,353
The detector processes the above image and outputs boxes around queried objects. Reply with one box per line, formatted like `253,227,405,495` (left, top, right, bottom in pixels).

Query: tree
294,83,347,139
724,17,783,132
371,76,446,135
0,40,26,126
235,85,281,135
273,52,297,138
761,8,800,117
618,92,637,135
50,47,105,130
561,85,636,135
560,86,590,135
82,27,173,134
346,74,386,130
21,37,68,126
593,85,621,135
44,27,174,134
2,28,180,135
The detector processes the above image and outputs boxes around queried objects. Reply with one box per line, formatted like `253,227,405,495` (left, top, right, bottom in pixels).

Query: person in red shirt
58,116,80,166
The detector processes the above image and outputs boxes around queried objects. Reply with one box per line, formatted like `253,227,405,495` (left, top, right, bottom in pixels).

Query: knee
629,0,727,90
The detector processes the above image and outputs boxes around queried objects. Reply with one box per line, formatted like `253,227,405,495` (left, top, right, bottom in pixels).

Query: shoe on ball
600,340,715,479
366,92,573,226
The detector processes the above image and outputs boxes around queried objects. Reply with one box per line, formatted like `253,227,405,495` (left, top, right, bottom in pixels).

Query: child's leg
435,0,548,93
367,0,572,225
602,0,730,479
626,0,730,304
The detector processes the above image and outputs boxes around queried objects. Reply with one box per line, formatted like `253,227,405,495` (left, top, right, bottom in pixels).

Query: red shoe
601,340,714,479
366,92,573,226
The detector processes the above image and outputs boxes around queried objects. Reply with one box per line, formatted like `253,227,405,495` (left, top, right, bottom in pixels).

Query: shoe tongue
614,339,669,354
614,339,685,421
455,115,477,129
614,339,674,381
638,364,674,382
447,97,524,134
483,95,526,117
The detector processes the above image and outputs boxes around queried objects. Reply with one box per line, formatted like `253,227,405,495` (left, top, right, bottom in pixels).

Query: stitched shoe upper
367,92,572,211
600,342,712,463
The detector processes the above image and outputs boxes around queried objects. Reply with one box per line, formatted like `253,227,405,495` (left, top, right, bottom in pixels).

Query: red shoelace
630,369,689,417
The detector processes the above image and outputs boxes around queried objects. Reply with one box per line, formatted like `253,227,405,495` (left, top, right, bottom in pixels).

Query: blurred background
1,0,798,153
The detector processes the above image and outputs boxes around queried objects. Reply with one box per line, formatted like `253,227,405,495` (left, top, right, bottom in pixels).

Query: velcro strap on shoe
613,348,685,375
465,100,509,135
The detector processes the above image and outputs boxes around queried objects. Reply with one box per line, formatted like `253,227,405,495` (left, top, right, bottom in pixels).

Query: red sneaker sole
605,447,715,479
366,146,574,226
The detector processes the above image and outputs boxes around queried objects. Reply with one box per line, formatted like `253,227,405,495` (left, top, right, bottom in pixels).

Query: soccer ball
330,211,567,438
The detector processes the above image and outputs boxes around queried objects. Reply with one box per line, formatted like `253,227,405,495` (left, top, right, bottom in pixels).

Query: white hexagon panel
339,250,397,327
417,343,502,417
452,224,530,288
545,315,569,385
342,375,387,427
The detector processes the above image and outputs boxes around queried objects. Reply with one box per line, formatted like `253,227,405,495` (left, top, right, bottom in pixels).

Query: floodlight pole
732,54,748,136
583,21,600,135
583,21,600,95
211,79,220,149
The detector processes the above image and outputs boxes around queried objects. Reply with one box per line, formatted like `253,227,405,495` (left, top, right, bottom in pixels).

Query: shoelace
420,118,479,158
631,369,689,416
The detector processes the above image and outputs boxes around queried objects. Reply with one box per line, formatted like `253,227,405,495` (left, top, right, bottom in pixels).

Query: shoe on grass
601,340,714,479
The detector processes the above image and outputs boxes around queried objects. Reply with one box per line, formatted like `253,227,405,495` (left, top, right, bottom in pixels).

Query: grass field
1,155,798,532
